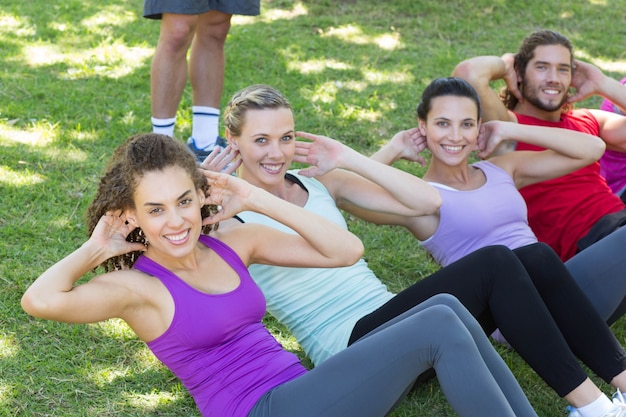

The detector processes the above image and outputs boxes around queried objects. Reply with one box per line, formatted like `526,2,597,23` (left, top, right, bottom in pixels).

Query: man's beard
521,82,569,112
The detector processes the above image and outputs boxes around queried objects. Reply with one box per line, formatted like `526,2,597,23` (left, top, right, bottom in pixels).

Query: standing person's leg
564,226,626,324
349,245,588,397
188,10,231,151
150,13,198,136
250,301,535,417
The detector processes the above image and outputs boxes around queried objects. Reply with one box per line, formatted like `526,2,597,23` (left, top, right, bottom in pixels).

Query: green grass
2,0,626,415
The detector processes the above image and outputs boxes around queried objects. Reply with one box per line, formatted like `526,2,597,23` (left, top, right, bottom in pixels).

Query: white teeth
544,89,559,95
262,164,282,173
442,145,463,151
166,231,188,242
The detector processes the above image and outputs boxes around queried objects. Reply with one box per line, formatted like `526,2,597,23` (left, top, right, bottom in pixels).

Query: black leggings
349,243,626,397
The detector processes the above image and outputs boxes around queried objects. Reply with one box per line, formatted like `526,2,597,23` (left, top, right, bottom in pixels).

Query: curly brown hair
86,133,218,271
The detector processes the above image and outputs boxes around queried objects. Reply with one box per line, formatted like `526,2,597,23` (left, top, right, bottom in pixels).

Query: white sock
578,394,614,417
152,117,176,137
191,106,220,148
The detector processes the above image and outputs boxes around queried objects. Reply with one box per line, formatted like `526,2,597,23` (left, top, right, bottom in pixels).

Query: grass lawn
2,0,626,415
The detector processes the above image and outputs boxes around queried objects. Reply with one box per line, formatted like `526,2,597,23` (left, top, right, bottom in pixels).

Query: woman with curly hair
21,133,537,417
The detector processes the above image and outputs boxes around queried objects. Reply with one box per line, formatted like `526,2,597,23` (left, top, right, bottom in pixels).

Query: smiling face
127,166,205,260
419,95,480,167
228,107,296,189
519,44,572,112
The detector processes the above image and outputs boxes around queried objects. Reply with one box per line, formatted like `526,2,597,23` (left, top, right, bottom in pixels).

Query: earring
137,228,149,246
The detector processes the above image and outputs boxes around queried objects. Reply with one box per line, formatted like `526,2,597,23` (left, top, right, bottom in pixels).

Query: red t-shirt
515,110,625,260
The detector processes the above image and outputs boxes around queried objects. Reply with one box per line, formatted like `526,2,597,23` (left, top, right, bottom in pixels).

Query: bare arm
21,212,148,323
592,110,626,152
370,128,428,166
452,55,518,123
202,171,364,268
565,61,626,152
293,131,441,217
483,121,606,188
568,60,626,108
337,129,441,238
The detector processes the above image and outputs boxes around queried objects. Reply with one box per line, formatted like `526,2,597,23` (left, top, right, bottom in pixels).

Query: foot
186,136,228,163
566,391,626,417
610,390,626,416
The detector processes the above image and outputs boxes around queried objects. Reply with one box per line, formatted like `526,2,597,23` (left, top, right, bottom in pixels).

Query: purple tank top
133,235,307,417
420,161,538,266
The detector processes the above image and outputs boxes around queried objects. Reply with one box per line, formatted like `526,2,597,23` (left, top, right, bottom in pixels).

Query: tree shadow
2,0,625,415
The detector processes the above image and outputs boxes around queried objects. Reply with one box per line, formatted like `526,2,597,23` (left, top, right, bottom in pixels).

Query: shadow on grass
2,0,626,416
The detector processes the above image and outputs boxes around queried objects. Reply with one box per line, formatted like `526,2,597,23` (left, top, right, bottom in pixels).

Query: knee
159,21,196,51
420,304,472,335
421,306,473,348
203,23,231,44
516,242,561,270
420,304,459,326
197,13,232,44
428,294,480,330
427,293,465,311
471,245,531,278
518,242,554,260
475,244,517,266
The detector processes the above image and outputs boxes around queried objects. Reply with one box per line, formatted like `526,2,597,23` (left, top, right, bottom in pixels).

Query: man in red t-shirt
452,30,626,324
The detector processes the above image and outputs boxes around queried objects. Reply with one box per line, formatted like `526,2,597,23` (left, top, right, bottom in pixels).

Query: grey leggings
248,294,537,417
566,226,626,324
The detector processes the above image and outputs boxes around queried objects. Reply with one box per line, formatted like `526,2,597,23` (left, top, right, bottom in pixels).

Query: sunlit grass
23,41,152,79
96,319,138,340
289,58,353,74
0,14,36,37
0,334,18,359
0,166,45,186
0,381,11,405
126,391,181,410
0,124,56,146
576,49,626,73
80,5,137,29
362,69,413,85
233,1,307,25
3,0,626,416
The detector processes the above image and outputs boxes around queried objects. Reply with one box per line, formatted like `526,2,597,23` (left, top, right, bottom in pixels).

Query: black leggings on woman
349,243,626,397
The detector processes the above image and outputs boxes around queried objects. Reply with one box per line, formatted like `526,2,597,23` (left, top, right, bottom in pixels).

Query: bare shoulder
93,268,147,284
486,153,517,176
209,221,257,262
96,268,175,341
215,216,244,230
210,217,253,243
210,220,286,265
211,220,265,242
588,108,617,123
91,268,162,297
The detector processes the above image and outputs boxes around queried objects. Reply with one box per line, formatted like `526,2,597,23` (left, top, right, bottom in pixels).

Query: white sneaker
607,390,626,417
566,405,583,417
603,404,626,417
186,136,228,163
565,392,626,417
